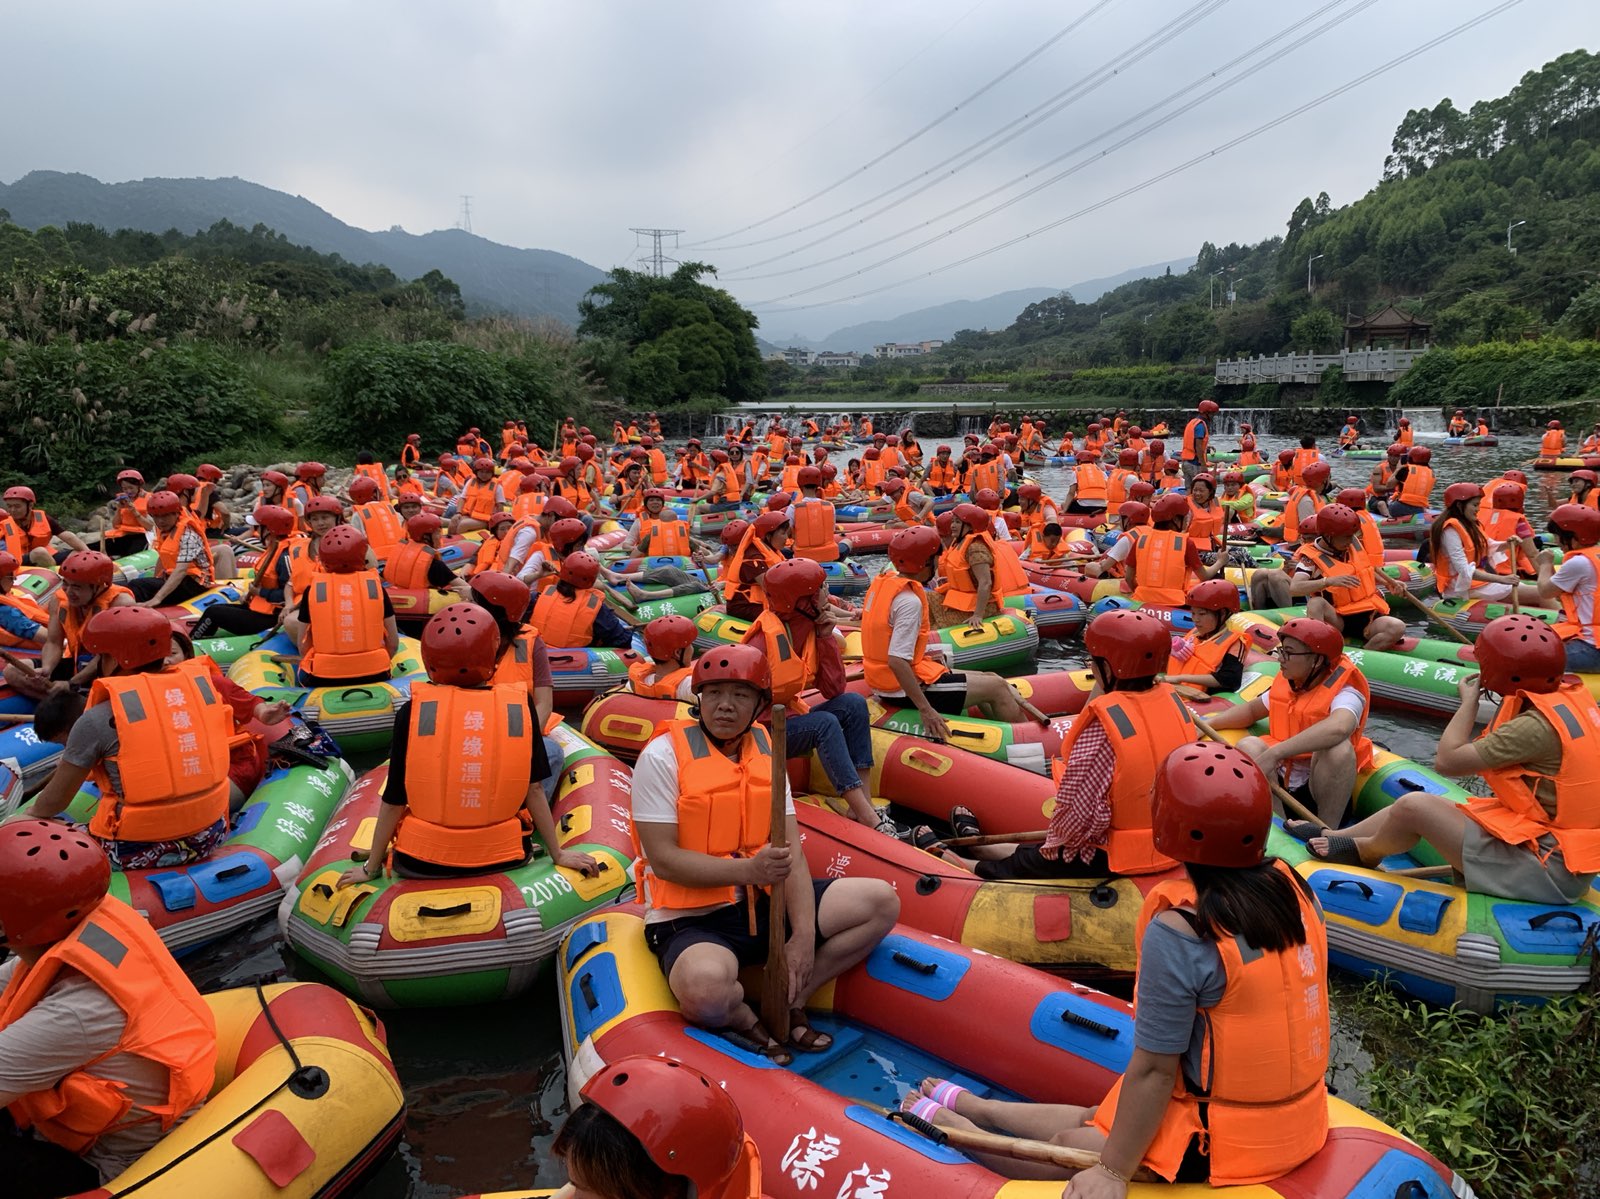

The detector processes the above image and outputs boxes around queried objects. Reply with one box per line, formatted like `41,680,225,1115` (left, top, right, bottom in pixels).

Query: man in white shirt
1539,503,1600,672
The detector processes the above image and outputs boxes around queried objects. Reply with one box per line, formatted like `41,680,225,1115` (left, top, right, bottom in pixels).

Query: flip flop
1283,819,1328,843
906,825,947,854
949,807,982,840
1307,834,1365,867
788,1010,833,1053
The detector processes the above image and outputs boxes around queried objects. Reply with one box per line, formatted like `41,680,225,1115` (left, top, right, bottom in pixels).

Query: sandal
949,806,982,840
1282,819,1328,843
722,1019,793,1066
788,1009,834,1053
906,825,947,854
1307,834,1365,867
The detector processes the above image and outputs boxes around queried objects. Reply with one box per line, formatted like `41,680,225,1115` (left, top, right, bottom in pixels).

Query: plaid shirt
1042,721,1113,862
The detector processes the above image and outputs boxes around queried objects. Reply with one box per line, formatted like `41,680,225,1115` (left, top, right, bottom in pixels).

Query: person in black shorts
1288,502,1406,652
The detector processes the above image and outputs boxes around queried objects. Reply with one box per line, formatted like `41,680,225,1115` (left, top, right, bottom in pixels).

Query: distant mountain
0,171,607,324
1062,256,1197,304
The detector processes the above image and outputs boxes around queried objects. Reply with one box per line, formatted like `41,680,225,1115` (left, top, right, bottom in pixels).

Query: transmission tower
458,196,473,233
630,227,684,276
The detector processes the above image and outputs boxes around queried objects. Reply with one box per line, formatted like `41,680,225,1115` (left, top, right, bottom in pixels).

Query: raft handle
891,950,938,975
338,687,378,701
216,863,251,882
1060,1009,1120,1039
579,973,600,1012
1391,1182,1430,1199
417,902,474,919
1528,910,1584,930
915,874,941,896
311,883,333,899
1325,879,1374,900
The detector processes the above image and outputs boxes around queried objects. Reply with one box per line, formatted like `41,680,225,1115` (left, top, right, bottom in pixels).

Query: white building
872,340,945,358
780,346,814,367
813,350,863,368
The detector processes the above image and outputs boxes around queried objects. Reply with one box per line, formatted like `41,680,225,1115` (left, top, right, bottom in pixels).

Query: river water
177,431,1558,1197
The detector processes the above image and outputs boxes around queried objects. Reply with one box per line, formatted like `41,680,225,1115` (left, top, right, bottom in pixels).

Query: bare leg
803,879,899,1004
1249,571,1291,609
1310,790,1468,870
965,671,1025,722
1363,614,1407,652
1308,742,1357,828
211,544,238,579
669,942,756,1032
1306,596,1339,628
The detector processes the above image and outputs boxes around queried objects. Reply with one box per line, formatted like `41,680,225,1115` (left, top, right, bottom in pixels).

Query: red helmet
82,605,172,670
643,614,698,660
1301,462,1332,490
145,490,183,517
1240,422,1253,433
1117,500,1151,526
295,461,327,480
691,643,771,700
1315,503,1359,538
165,472,199,494
936,444,951,455
548,518,588,552
797,465,822,487
407,433,422,443
560,455,582,474
348,476,381,504
406,512,443,542
1128,426,1142,437
686,437,702,447
317,525,369,572
820,463,838,480
1086,422,1101,431
421,603,500,687
470,456,495,474
1573,470,1599,486
1018,483,1042,502
1082,610,1170,679
559,551,600,588
1548,419,1562,430
0,550,18,577
763,558,827,618
1074,451,1096,465
753,510,790,538
469,571,531,626
575,443,596,462
1117,449,1139,467
1503,469,1527,485
253,505,295,538
1551,503,1600,546
1475,614,1566,697
542,496,579,521
1198,399,1220,415
880,477,906,496
438,454,456,468
643,488,669,505
640,435,655,447
1277,449,1296,464
710,449,730,464
303,494,344,518
1398,417,1412,427
974,487,1000,510
1150,492,1189,524
1346,415,1358,425
1407,446,1432,465
1152,744,1271,868
60,550,115,586
863,448,881,461
518,473,545,494
1148,439,1165,455
720,519,750,547
1223,471,1246,486
885,434,901,446
116,469,144,485
1190,472,1216,492
1491,482,1525,511
1278,616,1343,662
1336,488,1366,508
3,485,36,504
1387,443,1406,458
1128,480,1155,502
1443,482,1483,508
935,510,955,538
0,820,112,949
952,502,991,534
888,525,942,574
260,469,291,490
764,493,790,513
1186,578,1240,613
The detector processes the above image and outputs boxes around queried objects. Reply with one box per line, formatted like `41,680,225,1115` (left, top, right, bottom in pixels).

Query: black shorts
1336,609,1376,642
645,879,835,977
877,673,968,715
974,845,1110,880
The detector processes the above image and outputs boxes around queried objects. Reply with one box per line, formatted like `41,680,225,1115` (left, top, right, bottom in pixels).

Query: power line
688,0,1122,247
723,0,1370,283
708,0,1228,257
630,227,685,277
749,0,1525,314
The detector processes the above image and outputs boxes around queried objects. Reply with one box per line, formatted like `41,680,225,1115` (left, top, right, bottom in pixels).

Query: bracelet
1095,1162,1129,1184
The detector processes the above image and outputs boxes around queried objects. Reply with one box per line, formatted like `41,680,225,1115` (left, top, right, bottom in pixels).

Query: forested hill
0,171,606,324
932,49,1600,372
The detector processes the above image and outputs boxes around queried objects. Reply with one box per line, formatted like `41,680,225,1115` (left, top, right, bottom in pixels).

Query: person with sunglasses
1203,617,1373,829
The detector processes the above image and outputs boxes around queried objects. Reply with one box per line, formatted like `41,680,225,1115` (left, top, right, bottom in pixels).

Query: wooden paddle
942,829,1047,848
863,1101,1155,1179
1391,588,1475,647
760,705,791,1044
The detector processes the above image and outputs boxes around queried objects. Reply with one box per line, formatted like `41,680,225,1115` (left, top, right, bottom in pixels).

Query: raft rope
107,982,326,1197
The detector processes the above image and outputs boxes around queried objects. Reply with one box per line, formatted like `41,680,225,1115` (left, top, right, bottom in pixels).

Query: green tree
1290,307,1340,351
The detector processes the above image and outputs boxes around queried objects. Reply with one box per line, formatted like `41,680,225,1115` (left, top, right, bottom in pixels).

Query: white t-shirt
1551,555,1596,640
632,730,796,922
873,590,929,699
1104,533,1135,564
1283,686,1365,790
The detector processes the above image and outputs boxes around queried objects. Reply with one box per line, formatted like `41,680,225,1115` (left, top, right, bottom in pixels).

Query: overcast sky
3,0,1595,337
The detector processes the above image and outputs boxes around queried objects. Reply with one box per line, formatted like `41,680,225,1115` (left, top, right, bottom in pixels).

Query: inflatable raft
79,981,404,1198
558,909,1471,1199
227,635,425,753
279,723,635,1008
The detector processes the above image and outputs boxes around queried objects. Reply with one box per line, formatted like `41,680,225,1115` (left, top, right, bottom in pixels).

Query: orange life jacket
742,611,817,713
1181,418,1208,462
968,459,1003,496
714,462,745,500
1023,525,1070,564
400,444,421,468
1141,451,1166,483
1337,427,1359,448
860,574,947,693
62,585,133,661
383,541,436,591
647,448,669,484
1290,447,1320,486
0,589,49,647
939,531,1029,613
926,460,957,491
627,659,692,699
0,895,216,1153
1396,427,1414,446
530,586,603,647
301,571,391,680
1187,500,1223,550
721,528,784,608
1354,510,1386,572
637,516,691,557
1292,541,1388,616
1283,488,1324,542
1396,464,1434,507
1541,429,1566,457
1072,463,1107,504
1265,656,1374,773
511,487,548,522
1106,470,1137,508
394,682,533,868
457,478,502,523
860,458,885,492
1057,435,1076,456
1237,448,1262,467
1051,685,1196,873
1,509,53,559
113,492,149,534
1430,516,1483,598
633,720,774,911
488,630,539,692
1467,683,1600,872
1167,625,1248,682
353,501,404,559
246,546,291,617
1476,477,1512,522
1555,545,1600,646
85,659,233,842
155,514,215,586
791,499,839,563
1131,529,1191,605
354,462,391,499
1091,860,1329,1186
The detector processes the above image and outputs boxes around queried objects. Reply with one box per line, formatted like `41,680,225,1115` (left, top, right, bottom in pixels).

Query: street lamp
1210,269,1225,308
1507,219,1526,254
1307,253,1324,294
